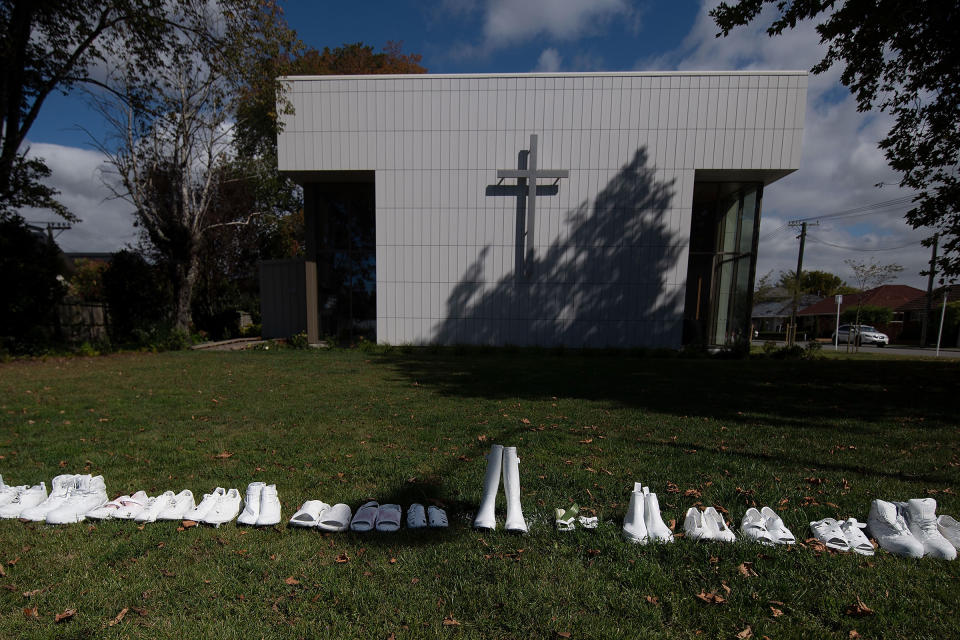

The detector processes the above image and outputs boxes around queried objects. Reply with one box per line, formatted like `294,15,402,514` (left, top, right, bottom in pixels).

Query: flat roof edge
279,70,809,82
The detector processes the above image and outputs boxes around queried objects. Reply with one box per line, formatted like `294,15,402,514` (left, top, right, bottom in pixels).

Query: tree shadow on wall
433,147,682,347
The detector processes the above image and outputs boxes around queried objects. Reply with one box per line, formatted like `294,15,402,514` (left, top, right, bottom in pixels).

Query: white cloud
18,142,138,253
649,1,932,288
534,48,562,72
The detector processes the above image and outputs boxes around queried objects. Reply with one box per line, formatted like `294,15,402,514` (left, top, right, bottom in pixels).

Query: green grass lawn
0,348,958,639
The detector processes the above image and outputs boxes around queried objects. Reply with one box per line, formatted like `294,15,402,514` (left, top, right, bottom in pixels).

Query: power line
790,195,917,224
805,233,923,252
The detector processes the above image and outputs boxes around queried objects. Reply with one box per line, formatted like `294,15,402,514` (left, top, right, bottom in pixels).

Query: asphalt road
753,340,960,359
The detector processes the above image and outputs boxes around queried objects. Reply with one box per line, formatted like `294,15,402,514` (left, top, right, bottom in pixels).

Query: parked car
832,324,889,346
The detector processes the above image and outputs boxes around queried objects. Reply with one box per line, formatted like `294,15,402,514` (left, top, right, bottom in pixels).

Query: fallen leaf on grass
579,438,593,444
213,451,233,459
771,606,783,617
721,581,731,595
109,607,128,626
159,569,175,577
645,595,660,605
521,418,531,424
738,562,758,577
181,520,198,529
666,482,679,493
284,577,299,585
23,606,38,619
736,626,753,639
845,597,874,617
555,633,572,638
54,609,76,623
389,557,397,564
695,591,726,605
335,554,349,563
442,615,461,626
684,488,702,498
849,631,861,639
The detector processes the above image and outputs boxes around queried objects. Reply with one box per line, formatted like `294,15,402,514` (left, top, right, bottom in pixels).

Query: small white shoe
840,518,875,556
113,490,148,520
643,488,674,543
184,488,225,522
623,485,648,544
937,514,960,550
0,476,27,507
157,490,196,520
134,491,177,523
760,506,795,544
0,483,46,518
810,518,851,552
867,499,924,558
905,498,956,560
255,484,281,526
237,482,265,526
428,505,448,529
20,475,78,521
203,488,242,526
86,495,129,520
47,475,108,524
290,500,330,527
408,503,428,529
684,507,713,541
741,508,774,545
704,507,736,542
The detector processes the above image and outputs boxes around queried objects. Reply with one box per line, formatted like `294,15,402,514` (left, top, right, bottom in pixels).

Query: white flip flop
810,518,851,552
840,518,875,556
407,503,427,529
350,501,379,532
375,504,402,532
289,500,330,527
428,506,448,529
317,503,352,532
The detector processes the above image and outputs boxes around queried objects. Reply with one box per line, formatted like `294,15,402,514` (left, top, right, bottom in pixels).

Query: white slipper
86,495,129,520
684,507,713,541
741,508,775,545
376,504,402,532
289,500,330,527
350,501,379,532
428,506,448,528
555,504,578,532
840,518,875,556
761,506,796,544
704,507,736,542
407,503,427,529
318,503,352,532
157,490,196,521
810,518,851,552
114,491,148,519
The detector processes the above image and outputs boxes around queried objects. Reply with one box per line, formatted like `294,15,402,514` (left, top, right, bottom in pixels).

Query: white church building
266,71,807,348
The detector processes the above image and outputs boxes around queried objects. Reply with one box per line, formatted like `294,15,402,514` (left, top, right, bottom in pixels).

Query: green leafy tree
101,249,171,343
776,269,855,297
712,1,960,280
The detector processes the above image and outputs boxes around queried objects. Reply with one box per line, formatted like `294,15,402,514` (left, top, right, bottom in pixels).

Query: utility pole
921,233,938,346
787,220,818,346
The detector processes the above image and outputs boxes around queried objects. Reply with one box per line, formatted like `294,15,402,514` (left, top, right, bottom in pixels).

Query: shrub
840,305,893,325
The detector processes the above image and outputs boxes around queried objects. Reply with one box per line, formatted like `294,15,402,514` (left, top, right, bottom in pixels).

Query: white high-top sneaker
623,483,648,543
20,475,79,521
473,444,503,530
47,475,108,524
0,483,47,518
502,447,527,533
867,499,924,558
237,482,265,526
643,487,674,543
255,485,281,526
905,498,956,560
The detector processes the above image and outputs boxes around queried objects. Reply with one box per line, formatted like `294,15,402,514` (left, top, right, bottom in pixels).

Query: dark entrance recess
304,172,376,343
683,182,762,348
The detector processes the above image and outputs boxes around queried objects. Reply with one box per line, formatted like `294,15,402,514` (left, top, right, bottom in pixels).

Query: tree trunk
172,253,199,333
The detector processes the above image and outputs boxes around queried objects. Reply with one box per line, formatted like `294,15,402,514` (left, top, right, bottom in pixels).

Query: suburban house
797,284,925,342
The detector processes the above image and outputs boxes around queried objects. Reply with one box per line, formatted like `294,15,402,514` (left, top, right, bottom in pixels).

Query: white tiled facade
278,71,807,347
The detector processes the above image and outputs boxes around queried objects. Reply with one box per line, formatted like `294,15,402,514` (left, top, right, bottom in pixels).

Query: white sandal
289,500,330,527
810,518,850,552
761,506,796,544
741,507,775,545
840,518,875,555
427,506,448,528
318,503,352,532
407,503,427,529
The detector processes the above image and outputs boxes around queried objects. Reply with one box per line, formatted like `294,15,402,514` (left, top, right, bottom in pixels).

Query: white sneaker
867,499,924,558
157,490,196,520
47,475,108,524
622,484,648,544
184,488,226,522
236,482,265,526
642,488,673,543
0,476,26,507
905,498,956,560
203,488,242,526
0,483,47,518
256,485,281,526
134,491,177,523
937,514,960,550
19,475,78,521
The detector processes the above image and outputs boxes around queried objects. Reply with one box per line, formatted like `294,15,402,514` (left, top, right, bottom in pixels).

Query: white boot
623,482,648,543
473,444,503,530
502,446,527,533
643,487,674,543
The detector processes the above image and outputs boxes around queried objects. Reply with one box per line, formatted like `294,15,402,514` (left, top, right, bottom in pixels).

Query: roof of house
752,294,823,318
797,284,925,316
897,284,960,311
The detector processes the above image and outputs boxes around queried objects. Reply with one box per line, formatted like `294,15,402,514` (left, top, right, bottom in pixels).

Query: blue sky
22,0,932,288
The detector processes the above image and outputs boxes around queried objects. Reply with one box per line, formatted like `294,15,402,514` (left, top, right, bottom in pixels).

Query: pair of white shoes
555,504,598,532
867,498,956,560
86,490,196,522
236,482,282,526
290,501,353,531
406,503,448,529
684,506,736,542
810,517,875,555
473,444,527,533
623,483,673,543
184,487,243,527
19,474,108,524
741,507,796,545
0,476,48,518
